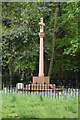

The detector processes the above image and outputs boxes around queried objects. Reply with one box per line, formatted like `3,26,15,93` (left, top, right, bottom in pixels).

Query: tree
48,3,59,77
2,2,79,86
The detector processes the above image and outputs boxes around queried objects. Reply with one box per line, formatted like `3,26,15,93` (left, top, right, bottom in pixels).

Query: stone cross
33,18,49,84
39,18,45,77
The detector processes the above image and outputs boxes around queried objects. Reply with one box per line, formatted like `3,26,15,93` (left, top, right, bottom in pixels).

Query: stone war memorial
33,18,50,84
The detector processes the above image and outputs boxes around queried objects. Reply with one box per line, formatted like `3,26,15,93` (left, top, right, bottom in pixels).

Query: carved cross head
39,17,45,27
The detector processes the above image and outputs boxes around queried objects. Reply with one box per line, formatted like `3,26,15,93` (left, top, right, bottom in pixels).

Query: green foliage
64,38,79,56
2,2,79,82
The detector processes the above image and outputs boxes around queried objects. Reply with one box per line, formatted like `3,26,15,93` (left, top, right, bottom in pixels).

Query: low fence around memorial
1,83,79,98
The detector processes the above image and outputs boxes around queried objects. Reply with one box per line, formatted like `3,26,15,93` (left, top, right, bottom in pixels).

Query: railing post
58,90,59,99
9,84,10,93
47,84,48,97
30,82,31,94
44,82,45,96
36,82,37,94
26,85,28,95
32,83,34,94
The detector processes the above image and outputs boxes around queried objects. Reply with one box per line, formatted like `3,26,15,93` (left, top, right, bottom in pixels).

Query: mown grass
2,93,78,118
0,93,2,119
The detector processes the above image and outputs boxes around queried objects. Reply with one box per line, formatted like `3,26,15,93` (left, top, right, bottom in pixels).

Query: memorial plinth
33,18,49,84
33,76,49,84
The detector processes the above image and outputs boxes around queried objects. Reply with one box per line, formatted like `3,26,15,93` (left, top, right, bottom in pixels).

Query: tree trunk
0,73,2,90
48,3,59,77
8,40,14,87
8,62,13,86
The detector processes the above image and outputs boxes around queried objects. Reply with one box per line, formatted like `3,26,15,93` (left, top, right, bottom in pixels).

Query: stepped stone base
33,76,50,84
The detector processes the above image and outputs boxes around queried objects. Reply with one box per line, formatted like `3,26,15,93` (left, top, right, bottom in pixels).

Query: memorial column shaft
39,37,44,77
39,18,45,77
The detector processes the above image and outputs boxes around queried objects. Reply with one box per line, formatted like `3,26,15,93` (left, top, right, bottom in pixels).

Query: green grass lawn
1,93,78,119
0,93,2,120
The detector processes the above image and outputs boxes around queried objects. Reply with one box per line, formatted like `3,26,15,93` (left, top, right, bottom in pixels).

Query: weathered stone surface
33,76,49,84
33,18,50,84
